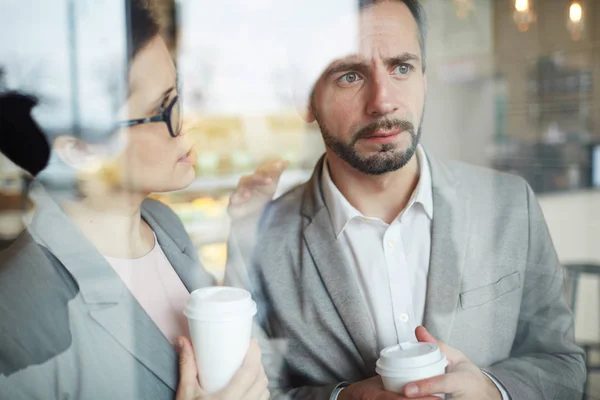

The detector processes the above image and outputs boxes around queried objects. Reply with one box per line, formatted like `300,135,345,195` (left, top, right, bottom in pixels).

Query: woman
0,1,268,399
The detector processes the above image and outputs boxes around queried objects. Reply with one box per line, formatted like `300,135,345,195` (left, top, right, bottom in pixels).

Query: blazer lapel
423,155,471,344
27,185,178,391
141,202,213,292
301,158,379,373
90,295,178,391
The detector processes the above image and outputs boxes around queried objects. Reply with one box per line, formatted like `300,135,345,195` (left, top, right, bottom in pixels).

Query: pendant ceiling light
513,0,537,32
567,1,584,41
454,0,475,19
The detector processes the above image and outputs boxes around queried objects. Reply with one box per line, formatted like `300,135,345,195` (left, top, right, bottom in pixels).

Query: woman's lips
178,147,197,165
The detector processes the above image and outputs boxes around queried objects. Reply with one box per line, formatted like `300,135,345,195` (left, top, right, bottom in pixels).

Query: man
226,0,586,399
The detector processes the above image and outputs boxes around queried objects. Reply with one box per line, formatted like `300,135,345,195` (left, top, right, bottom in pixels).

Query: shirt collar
321,145,433,238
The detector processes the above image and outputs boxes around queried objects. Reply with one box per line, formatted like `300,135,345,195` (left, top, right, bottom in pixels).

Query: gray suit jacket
225,154,586,400
0,187,215,399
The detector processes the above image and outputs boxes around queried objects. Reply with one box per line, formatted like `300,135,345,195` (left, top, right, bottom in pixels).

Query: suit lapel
423,156,471,344
302,158,379,372
27,186,179,391
90,295,178,391
141,202,212,292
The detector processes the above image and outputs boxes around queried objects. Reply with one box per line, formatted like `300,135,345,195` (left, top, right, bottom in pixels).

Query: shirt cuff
330,381,350,400
481,370,510,400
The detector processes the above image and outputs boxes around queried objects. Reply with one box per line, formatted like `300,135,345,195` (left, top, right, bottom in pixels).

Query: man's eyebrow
324,61,370,78
323,53,421,78
385,53,421,67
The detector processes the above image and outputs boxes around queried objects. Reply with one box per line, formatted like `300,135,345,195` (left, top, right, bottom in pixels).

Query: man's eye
393,64,413,75
339,72,361,84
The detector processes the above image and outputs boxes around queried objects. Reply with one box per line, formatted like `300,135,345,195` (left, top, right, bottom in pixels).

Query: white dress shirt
322,145,432,349
323,146,509,400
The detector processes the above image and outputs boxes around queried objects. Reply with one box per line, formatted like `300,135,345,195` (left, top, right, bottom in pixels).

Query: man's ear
53,136,102,172
293,89,317,123
302,89,317,123
305,104,316,123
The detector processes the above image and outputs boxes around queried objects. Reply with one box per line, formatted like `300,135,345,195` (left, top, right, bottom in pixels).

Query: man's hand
175,337,269,400
402,326,502,400
338,376,439,400
228,160,289,220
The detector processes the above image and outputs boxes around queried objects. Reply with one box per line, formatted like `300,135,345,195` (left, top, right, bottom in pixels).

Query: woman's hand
228,160,289,221
175,336,269,400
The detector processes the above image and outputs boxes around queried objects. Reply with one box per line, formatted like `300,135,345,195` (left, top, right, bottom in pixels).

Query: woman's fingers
258,390,270,400
216,340,263,399
228,159,290,219
240,369,269,400
257,159,289,179
175,337,202,400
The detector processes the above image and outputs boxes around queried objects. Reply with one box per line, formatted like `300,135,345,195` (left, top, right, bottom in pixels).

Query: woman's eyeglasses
118,95,182,137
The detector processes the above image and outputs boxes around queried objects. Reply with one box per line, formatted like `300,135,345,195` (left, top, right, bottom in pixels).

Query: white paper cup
376,342,448,398
184,287,257,393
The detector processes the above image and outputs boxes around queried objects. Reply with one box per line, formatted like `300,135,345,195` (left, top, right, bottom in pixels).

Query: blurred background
1,0,599,397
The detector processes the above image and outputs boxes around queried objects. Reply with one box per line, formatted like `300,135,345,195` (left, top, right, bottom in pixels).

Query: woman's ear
53,136,102,172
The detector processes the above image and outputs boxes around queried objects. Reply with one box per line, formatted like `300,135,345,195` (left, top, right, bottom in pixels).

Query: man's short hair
359,0,428,72
288,0,429,113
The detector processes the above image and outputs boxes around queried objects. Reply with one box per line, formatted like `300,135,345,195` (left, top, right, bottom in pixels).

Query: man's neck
326,149,420,224
62,190,154,259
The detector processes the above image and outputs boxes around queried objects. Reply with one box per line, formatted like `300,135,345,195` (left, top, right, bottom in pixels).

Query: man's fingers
377,393,406,400
415,326,439,345
403,374,457,398
414,326,454,358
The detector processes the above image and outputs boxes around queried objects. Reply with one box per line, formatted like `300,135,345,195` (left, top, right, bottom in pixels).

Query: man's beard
316,113,423,176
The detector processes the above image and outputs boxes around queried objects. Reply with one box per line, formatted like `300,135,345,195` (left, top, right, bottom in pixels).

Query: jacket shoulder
0,233,78,377
445,161,530,200
260,183,306,230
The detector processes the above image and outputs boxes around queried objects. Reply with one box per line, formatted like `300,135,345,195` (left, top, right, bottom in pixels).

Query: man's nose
365,73,400,118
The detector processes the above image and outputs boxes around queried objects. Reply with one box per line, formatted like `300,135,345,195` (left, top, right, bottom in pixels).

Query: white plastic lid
184,287,257,322
377,342,444,370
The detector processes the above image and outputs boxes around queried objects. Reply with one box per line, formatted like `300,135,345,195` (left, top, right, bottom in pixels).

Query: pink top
104,233,190,344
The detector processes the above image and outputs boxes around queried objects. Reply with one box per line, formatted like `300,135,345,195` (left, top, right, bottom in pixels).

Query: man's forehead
316,4,419,58
320,10,422,74
357,3,420,49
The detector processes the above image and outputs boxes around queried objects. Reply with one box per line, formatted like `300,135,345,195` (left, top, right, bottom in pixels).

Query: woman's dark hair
0,93,50,176
126,0,161,64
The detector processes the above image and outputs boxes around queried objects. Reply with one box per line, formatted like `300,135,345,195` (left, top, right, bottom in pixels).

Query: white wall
538,191,600,342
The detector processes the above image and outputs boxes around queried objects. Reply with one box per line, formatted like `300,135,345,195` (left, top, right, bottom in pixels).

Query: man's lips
360,128,402,144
